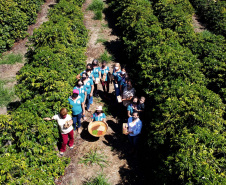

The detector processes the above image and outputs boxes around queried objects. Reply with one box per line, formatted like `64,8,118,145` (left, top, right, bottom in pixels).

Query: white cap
96,106,102,111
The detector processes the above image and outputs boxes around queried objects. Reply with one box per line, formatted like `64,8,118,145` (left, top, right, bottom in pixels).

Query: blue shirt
92,67,101,79
120,77,127,90
92,113,106,121
83,79,93,95
80,70,94,80
112,69,121,83
68,96,84,115
100,66,110,81
127,117,142,136
127,104,137,115
73,86,85,101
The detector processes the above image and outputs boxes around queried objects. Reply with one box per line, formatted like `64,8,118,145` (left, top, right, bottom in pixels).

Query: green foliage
0,0,44,54
0,0,87,184
96,38,107,44
79,149,108,169
109,0,226,184
98,50,114,62
83,174,110,185
0,53,23,65
190,0,226,37
151,0,226,103
88,0,104,20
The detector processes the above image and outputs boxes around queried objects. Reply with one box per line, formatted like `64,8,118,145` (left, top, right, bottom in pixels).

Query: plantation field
0,0,226,184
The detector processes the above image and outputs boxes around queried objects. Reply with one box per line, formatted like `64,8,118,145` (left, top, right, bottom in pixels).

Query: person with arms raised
44,108,74,156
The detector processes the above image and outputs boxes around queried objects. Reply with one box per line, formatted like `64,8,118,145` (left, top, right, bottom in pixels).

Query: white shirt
52,114,73,134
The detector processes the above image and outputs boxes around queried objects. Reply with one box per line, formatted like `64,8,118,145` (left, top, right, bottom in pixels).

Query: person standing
100,61,110,95
91,106,107,123
127,96,138,117
44,108,74,156
125,111,142,156
73,79,86,103
82,72,94,112
112,63,121,99
122,79,135,107
76,64,94,80
68,89,85,134
92,59,101,97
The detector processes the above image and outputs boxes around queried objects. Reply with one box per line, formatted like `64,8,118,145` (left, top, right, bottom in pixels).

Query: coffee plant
0,0,87,184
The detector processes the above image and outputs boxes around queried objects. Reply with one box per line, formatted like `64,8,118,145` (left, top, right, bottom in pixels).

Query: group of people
44,60,145,156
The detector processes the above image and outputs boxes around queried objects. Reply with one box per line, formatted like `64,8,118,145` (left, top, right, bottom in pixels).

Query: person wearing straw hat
68,89,85,134
92,106,106,123
43,108,74,156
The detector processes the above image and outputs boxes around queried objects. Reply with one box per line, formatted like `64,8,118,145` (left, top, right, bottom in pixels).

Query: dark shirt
137,103,145,111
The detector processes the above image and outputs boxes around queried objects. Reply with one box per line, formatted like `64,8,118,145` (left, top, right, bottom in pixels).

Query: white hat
96,106,102,111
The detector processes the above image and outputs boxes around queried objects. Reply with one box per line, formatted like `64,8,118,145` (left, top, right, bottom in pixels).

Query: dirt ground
192,14,206,33
0,0,57,115
54,1,143,185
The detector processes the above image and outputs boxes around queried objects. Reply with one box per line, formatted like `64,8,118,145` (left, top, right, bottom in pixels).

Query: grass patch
83,174,110,185
96,38,107,44
0,53,23,65
79,149,108,169
0,80,15,107
101,23,109,28
88,0,104,20
98,50,114,62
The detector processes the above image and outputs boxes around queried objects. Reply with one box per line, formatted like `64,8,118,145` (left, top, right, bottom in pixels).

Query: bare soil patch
192,14,206,33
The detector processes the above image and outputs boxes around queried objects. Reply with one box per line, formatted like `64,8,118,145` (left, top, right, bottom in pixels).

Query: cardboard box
122,123,128,134
95,78,100,84
117,95,122,103
101,73,107,81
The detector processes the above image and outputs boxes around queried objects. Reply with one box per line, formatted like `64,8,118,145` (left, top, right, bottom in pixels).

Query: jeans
86,94,91,110
113,82,121,97
90,95,93,105
72,112,82,130
128,135,139,149
94,83,98,96
101,81,109,93
60,130,74,152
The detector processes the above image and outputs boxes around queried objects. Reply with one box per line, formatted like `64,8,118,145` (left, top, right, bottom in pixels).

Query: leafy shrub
190,0,226,37
0,0,44,54
0,0,88,184
151,0,226,103
109,0,226,184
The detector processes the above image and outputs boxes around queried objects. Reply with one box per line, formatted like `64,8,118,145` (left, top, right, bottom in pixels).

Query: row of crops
109,0,226,184
0,0,87,184
0,0,45,55
190,0,226,37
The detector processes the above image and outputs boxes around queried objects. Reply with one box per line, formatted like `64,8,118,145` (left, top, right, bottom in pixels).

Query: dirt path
192,14,206,33
0,0,57,115
54,1,140,184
